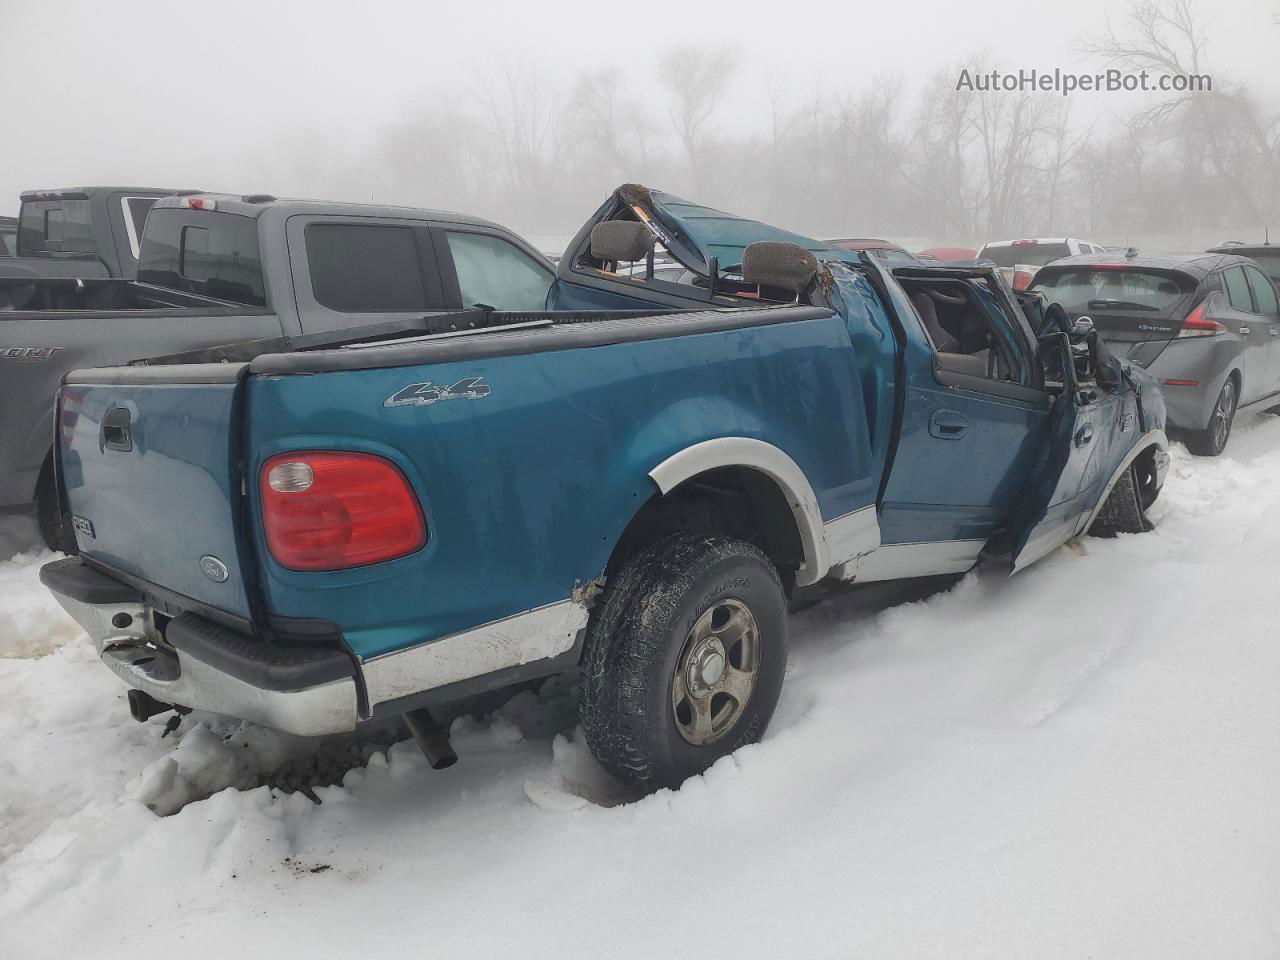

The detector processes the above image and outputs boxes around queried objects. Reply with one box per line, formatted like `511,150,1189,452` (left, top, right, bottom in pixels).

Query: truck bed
0,277,242,316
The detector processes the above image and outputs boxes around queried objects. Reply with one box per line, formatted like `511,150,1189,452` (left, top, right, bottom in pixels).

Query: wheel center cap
688,638,726,695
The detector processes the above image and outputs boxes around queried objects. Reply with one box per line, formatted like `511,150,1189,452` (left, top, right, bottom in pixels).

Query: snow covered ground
3,415,1280,960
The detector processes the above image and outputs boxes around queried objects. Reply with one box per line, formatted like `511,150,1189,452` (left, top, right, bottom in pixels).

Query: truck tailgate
59,364,253,622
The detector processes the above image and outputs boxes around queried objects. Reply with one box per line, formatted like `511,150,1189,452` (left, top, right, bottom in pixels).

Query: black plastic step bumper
40,558,360,736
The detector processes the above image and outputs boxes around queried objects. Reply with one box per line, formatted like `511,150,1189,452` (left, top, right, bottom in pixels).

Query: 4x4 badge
385,376,491,408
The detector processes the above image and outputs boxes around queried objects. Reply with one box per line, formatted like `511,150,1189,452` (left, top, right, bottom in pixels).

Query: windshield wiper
1087,299,1161,312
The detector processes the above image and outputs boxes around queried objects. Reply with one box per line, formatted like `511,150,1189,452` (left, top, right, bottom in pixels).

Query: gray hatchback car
1031,253,1280,455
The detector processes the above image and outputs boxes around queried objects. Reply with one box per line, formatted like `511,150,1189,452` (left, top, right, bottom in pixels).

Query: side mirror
741,241,819,298
590,221,654,264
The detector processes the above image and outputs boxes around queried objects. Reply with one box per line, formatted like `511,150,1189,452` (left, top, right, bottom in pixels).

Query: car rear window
1032,267,1194,314
138,208,266,306
980,242,1071,268
17,199,95,256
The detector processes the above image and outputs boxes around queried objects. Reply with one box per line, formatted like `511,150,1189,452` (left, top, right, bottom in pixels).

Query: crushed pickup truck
40,185,1169,793
2,192,556,549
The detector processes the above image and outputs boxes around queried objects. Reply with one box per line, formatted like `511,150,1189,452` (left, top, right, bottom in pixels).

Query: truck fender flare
648,437,830,586
1075,428,1168,537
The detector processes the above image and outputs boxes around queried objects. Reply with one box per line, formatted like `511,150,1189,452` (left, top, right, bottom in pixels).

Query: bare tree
1080,0,1280,226
658,47,737,195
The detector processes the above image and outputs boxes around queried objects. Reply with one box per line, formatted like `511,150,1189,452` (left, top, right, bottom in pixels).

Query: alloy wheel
671,599,760,746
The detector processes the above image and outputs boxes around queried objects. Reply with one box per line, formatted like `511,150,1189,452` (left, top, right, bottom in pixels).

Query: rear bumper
39,557,360,736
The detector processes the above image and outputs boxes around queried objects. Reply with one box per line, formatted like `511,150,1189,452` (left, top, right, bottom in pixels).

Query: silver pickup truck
0,193,558,549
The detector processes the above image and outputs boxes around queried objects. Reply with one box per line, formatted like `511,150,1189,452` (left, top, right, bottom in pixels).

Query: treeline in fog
265,0,1280,246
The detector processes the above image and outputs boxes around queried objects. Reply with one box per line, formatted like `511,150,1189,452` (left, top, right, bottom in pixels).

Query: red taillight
260,452,426,571
1012,268,1035,291
181,196,216,211
1177,301,1225,338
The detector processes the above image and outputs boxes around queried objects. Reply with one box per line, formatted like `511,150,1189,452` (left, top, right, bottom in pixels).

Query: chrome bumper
42,560,359,737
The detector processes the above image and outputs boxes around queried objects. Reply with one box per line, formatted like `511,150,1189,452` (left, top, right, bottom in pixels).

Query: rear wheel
579,533,787,793
1186,377,1238,457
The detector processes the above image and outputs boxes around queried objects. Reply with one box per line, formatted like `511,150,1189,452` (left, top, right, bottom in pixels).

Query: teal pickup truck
40,187,1169,793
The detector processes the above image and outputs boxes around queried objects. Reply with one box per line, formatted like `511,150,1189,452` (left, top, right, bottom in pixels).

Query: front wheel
1186,377,1238,457
1088,461,1153,537
579,533,787,793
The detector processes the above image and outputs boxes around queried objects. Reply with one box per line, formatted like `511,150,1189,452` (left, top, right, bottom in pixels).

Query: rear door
59,366,255,623
1220,265,1272,403
1241,264,1280,393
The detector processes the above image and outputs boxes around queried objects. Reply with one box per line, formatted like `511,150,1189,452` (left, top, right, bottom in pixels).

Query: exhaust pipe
404,708,457,770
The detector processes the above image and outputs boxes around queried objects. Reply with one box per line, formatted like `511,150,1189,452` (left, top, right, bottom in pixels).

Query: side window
445,231,552,311
304,223,435,312
1244,266,1279,317
1223,266,1255,313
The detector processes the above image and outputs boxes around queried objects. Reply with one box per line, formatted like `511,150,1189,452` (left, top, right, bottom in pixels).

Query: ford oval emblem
200,555,229,583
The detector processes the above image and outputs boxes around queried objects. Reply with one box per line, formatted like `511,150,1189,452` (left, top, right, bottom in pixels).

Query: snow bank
3,415,1280,959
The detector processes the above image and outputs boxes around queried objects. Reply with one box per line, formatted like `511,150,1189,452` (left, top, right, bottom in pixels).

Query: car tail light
180,196,216,210
261,452,426,571
1012,269,1035,291
1177,301,1225,338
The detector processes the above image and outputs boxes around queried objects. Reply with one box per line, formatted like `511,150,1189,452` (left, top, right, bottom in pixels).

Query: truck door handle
1239,326,1251,335
1075,424,1094,447
1270,329,1278,336
929,410,969,440
102,407,133,452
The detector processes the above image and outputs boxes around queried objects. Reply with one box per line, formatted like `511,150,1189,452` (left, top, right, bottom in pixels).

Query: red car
918,246,979,261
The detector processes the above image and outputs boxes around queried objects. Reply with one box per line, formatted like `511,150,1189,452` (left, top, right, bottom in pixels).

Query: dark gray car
1032,252,1280,455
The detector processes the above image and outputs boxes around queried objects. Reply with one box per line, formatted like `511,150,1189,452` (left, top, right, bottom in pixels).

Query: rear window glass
1032,268,1192,313
305,223,437,312
980,243,1071,268
0,225,15,257
138,208,266,306
18,199,95,256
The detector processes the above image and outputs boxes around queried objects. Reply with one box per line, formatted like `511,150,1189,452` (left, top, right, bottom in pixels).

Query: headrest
590,221,654,263
741,241,819,294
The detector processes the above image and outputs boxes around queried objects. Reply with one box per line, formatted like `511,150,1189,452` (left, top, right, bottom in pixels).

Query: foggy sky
2,0,1277,231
